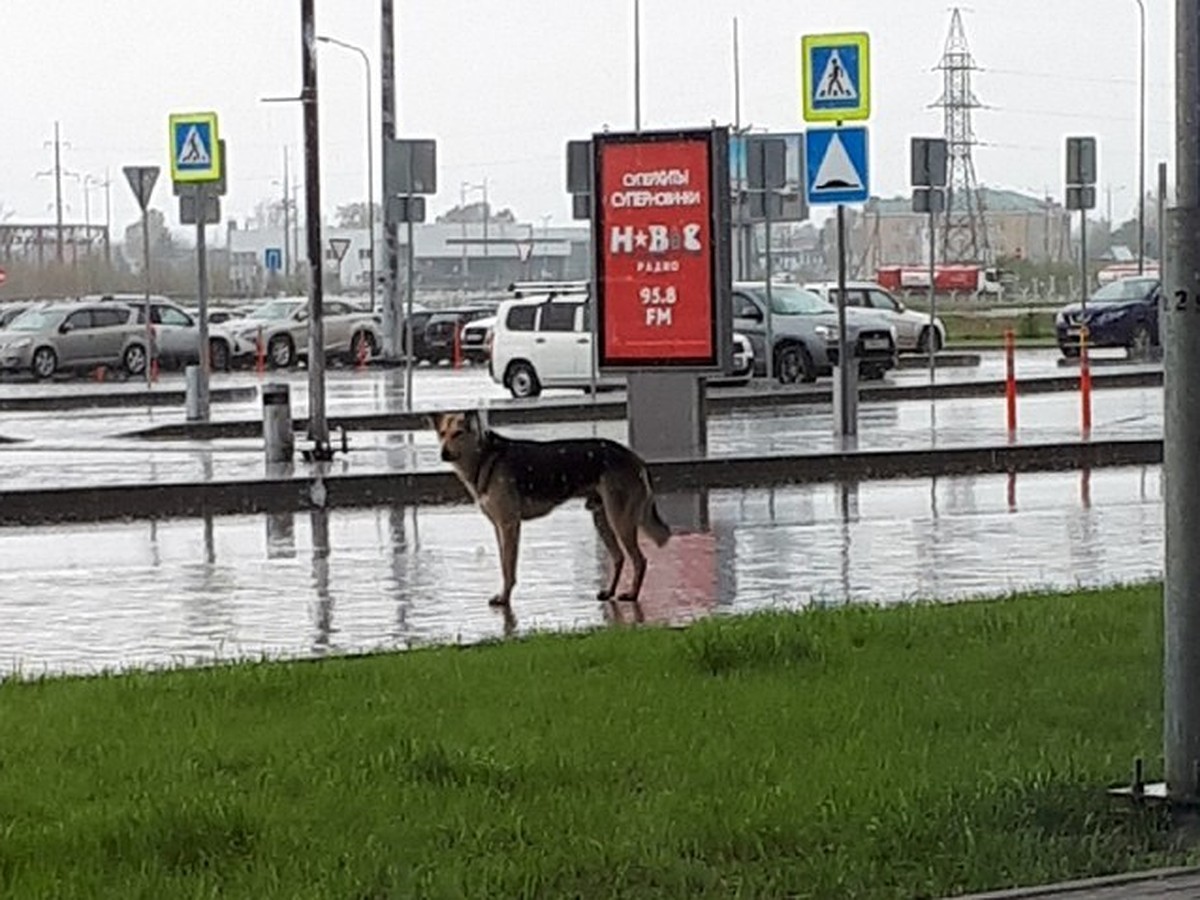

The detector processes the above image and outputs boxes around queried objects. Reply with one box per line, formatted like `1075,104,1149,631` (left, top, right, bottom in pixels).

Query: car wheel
1060,345,1080,359
1128,324,1153,360
31,347,57,380
209,339,231,373
349,330,377,364
917,326,942,355
860,365,886,381
123,343,148,376
776,343,816,384
506,361,542,399
269,334,295,369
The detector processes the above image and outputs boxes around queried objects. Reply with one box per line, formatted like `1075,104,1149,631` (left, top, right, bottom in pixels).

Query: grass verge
0,583,1186,899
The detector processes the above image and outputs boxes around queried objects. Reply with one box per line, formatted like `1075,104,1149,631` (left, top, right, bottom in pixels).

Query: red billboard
593,129,730,369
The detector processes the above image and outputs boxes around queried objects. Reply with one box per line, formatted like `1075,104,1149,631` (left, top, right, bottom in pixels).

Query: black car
401,311,437,363
423,307,497,365
1055,276,1161,358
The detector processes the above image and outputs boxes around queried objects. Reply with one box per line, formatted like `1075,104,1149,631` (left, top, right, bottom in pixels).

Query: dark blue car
1055,276,1161,358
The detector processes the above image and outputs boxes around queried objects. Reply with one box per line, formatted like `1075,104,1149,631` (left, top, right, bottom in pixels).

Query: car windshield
247,300,303,320
7,310,60,332
758,285,829,315
1091,278,1157,303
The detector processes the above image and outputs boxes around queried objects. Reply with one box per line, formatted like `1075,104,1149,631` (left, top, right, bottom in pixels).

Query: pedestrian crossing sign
169,111,221,183
801,33,870,122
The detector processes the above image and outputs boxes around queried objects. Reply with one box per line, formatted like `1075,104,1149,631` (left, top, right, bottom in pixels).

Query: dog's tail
639,467,671,547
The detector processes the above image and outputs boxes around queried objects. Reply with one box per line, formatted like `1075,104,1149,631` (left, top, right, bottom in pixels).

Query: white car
230,297,383,368
804,281,947,354
459,315,495,365
488,291,753,399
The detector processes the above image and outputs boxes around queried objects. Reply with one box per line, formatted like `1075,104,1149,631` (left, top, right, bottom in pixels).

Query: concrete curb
943,865,1200,899
0,438,1162,526
0,386,259,412
119,370,1164,441
896,352,982,369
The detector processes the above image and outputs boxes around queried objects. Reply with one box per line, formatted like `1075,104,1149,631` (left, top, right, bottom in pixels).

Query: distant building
226,220,590,296
825,188,1072,275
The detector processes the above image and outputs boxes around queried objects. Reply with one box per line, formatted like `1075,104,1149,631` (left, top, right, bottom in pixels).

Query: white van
488,287,753,398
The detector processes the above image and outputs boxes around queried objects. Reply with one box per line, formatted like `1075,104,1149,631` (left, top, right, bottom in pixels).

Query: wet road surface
0,345,1163,491
0,386,1161,490
0,466,1161,678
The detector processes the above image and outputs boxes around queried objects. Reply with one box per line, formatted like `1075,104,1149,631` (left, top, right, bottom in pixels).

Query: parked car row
0,294,383,379
227,297,383,369
0,296,255,380
400,305,498,365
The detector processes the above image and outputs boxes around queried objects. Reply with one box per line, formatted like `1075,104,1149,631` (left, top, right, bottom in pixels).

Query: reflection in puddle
0,467,1163,677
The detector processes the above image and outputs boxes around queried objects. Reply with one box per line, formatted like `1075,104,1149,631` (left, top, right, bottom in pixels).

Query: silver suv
0,301,147,379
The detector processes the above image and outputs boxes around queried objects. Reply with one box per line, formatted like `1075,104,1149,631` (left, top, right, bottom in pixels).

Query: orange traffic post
1080,325,1093,437
1004,328,1017,439
356,334,369,370
255,326,266,377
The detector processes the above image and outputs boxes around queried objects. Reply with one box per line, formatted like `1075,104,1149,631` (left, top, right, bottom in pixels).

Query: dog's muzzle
440,446,458,462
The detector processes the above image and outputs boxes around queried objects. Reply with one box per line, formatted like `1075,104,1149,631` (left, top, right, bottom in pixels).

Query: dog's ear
426,413,443,432
465,409,485,434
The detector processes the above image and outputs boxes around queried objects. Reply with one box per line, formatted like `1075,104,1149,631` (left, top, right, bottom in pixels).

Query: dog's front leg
490,520,520,606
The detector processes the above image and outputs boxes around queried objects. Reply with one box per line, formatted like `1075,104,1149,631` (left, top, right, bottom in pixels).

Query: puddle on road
0,466,1162,678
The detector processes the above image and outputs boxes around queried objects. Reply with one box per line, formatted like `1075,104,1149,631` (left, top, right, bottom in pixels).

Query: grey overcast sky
0,1,1173,240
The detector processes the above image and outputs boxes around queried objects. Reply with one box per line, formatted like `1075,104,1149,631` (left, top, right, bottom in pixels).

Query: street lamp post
317,35,376,310
1134,0,1146,273
462,180,488,283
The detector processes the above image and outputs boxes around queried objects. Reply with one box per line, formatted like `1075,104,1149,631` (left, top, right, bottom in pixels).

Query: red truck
876,264,1002,297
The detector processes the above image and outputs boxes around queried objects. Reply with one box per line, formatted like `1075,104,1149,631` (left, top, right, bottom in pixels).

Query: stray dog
431,410,671,606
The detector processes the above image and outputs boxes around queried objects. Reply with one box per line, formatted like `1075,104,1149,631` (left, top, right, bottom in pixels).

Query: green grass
0,584,1188,899
939,311,1057,343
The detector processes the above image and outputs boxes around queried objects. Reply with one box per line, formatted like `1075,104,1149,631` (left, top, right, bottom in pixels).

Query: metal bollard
832,360,859,437
185,365,203,421
262,382,294,464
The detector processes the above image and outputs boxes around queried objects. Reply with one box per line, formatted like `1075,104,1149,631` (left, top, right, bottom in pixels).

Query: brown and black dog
431,410,671,606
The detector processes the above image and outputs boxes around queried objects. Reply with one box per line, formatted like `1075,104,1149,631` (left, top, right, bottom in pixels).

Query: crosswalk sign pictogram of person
178,126,211,167
815,50,856,101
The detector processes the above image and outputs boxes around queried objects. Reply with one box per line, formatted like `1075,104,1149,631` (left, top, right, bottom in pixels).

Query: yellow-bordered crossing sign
169,111,221,183
800,33,871,122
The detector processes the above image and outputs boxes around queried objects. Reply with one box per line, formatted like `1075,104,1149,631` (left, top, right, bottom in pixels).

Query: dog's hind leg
490,520,520,607
607,499,648,602
590,498,624,601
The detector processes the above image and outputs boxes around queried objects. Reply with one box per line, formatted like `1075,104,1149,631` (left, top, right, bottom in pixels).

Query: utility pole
282,147,291,285
102,169,112,267
460,182,470,288
39,122,67,264
633,0,641,131
301,0,330,455
482,177,490,261
1163,0,1200,804
381,0,401,360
